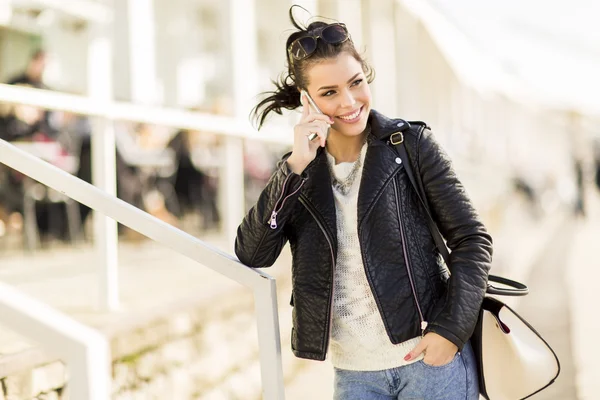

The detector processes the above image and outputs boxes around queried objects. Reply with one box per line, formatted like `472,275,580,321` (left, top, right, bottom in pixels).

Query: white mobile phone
301,89,323,114
301,89,329,141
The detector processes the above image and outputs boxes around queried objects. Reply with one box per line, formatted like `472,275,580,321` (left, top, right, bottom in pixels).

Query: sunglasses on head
288,23,349,61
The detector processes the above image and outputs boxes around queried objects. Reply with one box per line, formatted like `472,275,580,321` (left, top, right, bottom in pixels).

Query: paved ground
516,217,578,400
519,193,600,400
566,197,600,400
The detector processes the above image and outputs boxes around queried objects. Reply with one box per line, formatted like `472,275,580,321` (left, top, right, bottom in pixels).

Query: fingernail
404,354,411,361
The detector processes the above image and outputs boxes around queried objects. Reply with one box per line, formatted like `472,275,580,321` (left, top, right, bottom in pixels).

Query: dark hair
251,6,374,129
31,49,46,61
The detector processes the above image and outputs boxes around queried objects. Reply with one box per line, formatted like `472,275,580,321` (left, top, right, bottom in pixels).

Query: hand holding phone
287,90,332,174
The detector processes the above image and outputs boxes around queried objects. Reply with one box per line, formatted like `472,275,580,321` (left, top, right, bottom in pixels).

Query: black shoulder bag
391,121,560,400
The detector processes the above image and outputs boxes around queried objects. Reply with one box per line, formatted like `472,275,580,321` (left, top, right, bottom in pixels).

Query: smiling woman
238,5,493,400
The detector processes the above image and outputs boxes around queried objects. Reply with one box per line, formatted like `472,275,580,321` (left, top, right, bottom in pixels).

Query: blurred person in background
235,6,492,400
573,158,586,217
116,122,178,232
8,49,49,89
136,122,179,227
50,108,94,224
0,84,63,240
512,174,541,218
0,84,50,142
168,105,222,231
6,49,57,142
0,96,42,233
114,124,144,211
594,138,600,195
6,48,61,143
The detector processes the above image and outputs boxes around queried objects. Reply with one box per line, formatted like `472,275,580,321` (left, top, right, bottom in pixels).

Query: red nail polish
404,354,411,361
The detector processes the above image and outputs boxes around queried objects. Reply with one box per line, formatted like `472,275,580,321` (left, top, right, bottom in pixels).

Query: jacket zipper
299,195,336,355
269,175,306,229
393,178,428,335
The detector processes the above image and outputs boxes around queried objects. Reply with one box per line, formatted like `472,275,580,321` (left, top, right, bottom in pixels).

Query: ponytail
251,72,301,129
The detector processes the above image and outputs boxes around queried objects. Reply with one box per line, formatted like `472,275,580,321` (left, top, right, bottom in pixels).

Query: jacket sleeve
417,128,493,349
235,155,306,268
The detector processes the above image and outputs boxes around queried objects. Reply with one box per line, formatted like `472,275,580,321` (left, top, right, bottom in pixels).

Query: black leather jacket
235,110,493,361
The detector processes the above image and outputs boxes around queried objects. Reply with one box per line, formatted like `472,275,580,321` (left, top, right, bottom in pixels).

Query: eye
322,90,336,97
351,79,363,87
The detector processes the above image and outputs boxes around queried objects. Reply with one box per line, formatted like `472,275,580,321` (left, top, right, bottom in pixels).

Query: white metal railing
0,138,285,399
0,85,288,399
0,84,290,144
0,83,293,312
0,281,111,400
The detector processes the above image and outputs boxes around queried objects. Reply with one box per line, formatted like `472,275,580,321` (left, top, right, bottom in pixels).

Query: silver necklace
327,127,370,195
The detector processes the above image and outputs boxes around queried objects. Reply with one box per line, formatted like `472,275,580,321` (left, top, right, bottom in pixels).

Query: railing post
220,0,260,246
126,0,159,104
88,22,119,311
67,339,111,400
254,277,286,400
220,137,245,246
91,118,119,311
0,281,111,400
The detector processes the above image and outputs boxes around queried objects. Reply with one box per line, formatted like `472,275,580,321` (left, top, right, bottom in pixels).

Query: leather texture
235,109,493,361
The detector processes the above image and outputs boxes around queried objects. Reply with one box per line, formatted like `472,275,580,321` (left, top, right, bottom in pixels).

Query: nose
340,89,356,108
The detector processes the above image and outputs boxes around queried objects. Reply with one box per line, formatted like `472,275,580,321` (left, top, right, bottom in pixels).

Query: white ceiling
424,0,600,114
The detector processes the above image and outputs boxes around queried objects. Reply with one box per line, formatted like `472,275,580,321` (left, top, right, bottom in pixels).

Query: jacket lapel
299,108,407,246
300,150,338,246
357,140,403,228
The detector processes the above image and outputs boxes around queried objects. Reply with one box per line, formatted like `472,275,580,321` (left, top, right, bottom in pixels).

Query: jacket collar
299,109,407,242
367,109,411,142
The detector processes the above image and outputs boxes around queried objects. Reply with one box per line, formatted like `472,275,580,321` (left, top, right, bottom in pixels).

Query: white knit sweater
326,144,422,371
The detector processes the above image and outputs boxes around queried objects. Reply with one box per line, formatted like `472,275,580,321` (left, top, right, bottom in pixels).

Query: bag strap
486,275,529,296
390,121,529,297
391,121,450,264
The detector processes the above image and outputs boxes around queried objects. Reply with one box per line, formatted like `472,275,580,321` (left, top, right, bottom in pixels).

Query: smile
337,106,363,122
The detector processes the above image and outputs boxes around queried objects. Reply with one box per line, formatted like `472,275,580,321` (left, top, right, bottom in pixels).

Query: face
305,52,371,139
28,54,47,81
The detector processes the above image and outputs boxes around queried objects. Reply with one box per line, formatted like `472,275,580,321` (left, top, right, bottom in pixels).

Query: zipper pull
421,321,428,335
269,211,278,229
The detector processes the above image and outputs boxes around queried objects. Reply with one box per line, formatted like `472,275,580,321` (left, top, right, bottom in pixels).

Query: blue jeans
333,341,479,400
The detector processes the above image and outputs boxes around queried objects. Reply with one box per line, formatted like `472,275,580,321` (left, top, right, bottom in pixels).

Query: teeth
339,108,361,121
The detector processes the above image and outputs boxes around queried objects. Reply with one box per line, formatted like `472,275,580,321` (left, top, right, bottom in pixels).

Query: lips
337,106,363,123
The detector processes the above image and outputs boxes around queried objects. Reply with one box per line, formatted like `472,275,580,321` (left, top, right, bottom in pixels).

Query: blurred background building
0,0,599,399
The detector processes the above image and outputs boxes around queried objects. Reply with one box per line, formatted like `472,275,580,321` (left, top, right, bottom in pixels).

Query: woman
235,7,492,399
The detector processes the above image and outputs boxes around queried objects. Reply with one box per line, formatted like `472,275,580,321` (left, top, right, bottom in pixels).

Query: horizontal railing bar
0,84,292,144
